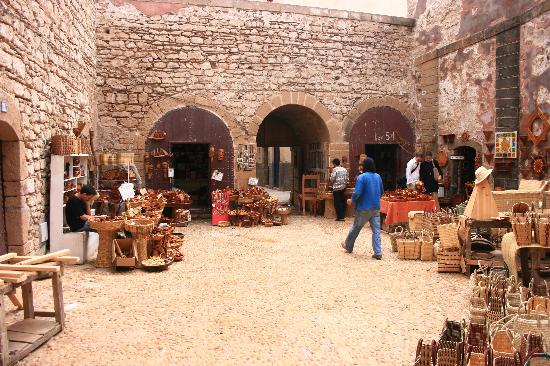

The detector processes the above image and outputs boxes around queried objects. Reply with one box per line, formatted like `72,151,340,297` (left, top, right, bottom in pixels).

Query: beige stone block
4,205,30,246
8,240,36,256
3,178,35,197
304,94,317,109
255,103,274,122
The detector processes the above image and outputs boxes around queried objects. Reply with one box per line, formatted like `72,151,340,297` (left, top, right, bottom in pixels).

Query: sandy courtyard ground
17,216,470,365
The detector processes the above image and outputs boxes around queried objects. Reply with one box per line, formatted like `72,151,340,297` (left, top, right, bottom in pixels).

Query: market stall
380,188,435,228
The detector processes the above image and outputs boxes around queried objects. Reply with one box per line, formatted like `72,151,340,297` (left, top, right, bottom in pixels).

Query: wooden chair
299,174,320,216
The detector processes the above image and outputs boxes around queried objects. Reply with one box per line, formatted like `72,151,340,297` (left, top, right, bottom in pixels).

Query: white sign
119,183,135,201
248,177,259,186
168,168,174,178
450,155,465,160
0,101,7,113
211,170,223,181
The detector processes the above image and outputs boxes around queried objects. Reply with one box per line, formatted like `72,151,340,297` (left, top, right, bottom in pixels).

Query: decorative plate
526,107,549,146
532,155,547,177
495,131,517,159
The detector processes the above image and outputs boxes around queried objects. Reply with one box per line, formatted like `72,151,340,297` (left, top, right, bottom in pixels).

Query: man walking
330,158,349,221
406,152,423,189
341,157,384,259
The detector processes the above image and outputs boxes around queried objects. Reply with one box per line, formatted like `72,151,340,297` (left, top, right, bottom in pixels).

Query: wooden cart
458,216,511,274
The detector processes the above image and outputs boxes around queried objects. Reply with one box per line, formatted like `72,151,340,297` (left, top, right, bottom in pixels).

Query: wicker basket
513,218,533,246
437,342,462,366
491,329,515,360
420,233,435,261
409,211,424,232
437,223,460,250
117,152,134,165
389,226,404,252
470,290,488,325
125,218,154,263
397,234,420,260
437,248,461,273
89,219,125,268
466,352,485,366
51,135,76,155
415,339,436,366
537,219,550,247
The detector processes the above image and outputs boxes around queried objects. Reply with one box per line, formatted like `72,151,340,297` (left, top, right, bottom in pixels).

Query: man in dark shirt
66,185,97,232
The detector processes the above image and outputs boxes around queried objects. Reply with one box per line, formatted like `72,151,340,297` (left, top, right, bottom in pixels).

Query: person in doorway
419,151,443,210
330,158,349,221
340,157,384,259
66,184,97,232
406,152,423,189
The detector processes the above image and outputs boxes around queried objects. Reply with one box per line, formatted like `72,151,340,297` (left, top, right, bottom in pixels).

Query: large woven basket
513,218,532,246
415,339,436,366
437,248,461,273
89,219,125,232
117,152,134,165
51,135,76,155
437,223,460,250
397,235,420,260
409,211,424,232
389,226,404,252
125,218,154,236
420,233,435,261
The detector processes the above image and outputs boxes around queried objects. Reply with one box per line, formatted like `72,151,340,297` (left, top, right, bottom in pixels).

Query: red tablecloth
380,199,436,225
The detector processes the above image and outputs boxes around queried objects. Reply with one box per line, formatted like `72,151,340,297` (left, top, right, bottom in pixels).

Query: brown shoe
341,241,351,253
372,254,382,260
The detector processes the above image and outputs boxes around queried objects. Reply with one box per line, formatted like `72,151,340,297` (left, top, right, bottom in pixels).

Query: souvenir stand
379,188,436,231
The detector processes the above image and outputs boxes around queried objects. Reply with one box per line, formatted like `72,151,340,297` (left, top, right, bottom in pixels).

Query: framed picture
495,131,517,159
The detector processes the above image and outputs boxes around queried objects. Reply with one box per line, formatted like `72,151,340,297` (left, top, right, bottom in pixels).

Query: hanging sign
211,170,223,181
119,183,135,201
450,156,465,160
248,177,259,186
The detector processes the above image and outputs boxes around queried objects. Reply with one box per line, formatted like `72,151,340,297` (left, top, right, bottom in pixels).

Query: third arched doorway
348,107,415,190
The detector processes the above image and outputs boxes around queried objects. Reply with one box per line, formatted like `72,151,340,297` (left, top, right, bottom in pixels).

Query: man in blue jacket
341,157,384,259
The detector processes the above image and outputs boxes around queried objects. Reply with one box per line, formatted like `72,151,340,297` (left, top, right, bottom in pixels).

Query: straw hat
474,166,493,185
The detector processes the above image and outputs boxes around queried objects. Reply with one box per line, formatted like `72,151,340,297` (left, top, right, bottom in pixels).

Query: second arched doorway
349,106,415,190
145,107,234,208
256,104,330,205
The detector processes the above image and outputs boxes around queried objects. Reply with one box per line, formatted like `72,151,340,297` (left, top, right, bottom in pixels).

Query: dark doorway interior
449,146,477,202
273,147,280,188
0,142,5,254
365,144,399,190
172,143,210,207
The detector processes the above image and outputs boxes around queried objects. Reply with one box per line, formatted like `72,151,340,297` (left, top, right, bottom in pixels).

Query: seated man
66,184,97,232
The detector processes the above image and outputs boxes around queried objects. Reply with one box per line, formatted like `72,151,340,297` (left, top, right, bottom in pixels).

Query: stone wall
0,1,96,254
409,0,550,185
95,0,416,182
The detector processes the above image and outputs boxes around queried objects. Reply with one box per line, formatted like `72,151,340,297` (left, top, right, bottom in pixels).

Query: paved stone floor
19,216,469,365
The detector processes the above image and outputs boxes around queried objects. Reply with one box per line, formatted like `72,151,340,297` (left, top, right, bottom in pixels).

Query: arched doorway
256,104,330,205
448,145,477,204
145,107,234,208
349,107,415,190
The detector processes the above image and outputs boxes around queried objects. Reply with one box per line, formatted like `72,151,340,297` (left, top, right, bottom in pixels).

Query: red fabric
380,199,436,225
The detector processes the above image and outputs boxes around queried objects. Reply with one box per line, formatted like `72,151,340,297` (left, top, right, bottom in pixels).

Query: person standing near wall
340,157,384,259
406,152,423,189
419,151,443,210
330,158,349,221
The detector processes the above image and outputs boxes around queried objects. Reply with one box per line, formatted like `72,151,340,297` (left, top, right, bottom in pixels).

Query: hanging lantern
209,145,215,162
218,148,225,161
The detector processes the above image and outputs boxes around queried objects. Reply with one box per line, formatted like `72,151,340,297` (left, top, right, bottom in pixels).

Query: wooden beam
16,250,71,265
0,264,59,273
21,283,34,319
7,292,23,310
10,256,79,264
0,253,17,263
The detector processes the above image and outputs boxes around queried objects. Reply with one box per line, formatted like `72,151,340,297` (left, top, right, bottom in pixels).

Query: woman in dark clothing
419,151,443,210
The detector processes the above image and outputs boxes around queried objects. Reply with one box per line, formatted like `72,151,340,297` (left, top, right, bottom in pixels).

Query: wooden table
0,271,65,366
321,191,354,219
501,232,550,286
458,216,511,274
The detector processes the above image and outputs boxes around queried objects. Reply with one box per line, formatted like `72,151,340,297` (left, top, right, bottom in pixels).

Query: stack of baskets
436,222,462,273
420,231,435,261
389,226,404,252
536,216,550,247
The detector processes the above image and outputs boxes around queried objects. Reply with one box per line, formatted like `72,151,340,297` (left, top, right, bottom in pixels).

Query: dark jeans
333,189,346,219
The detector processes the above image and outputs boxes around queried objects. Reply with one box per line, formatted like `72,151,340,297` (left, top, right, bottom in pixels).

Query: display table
501,232,550,286
322,190,354,219
457,216,510,274
379,199,436,226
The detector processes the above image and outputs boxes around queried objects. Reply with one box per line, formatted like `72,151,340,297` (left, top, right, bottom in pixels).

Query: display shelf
63,175,87,182
63,188,77,194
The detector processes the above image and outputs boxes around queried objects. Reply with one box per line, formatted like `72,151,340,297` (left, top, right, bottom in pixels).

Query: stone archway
0,89,30,255
343,96,415,142
344,97,416,189
135,93,241,183
250,92,342,142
